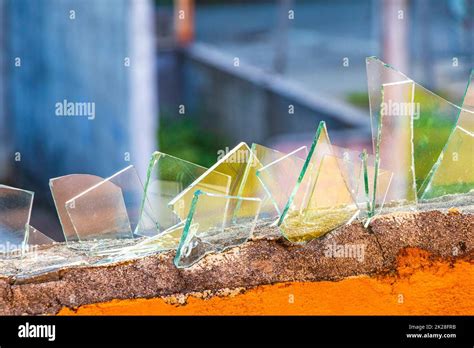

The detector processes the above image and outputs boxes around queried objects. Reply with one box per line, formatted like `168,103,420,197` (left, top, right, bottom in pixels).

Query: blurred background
0,0,472,240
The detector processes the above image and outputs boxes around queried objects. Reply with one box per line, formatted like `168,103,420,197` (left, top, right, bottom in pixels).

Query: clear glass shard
139,151,211,233
169,142,260,219
253,144,308,219
421,71,474,199
65,165,158,246
280,154,359,243
104,222,186,264
50,174,107,243
0,185,33,253
375,80,417,209
174,191,261,268
361,155,394,217
26,225,55,246
367,57,469,204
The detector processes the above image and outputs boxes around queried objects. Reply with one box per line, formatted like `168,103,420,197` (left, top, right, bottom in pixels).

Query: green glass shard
50,174,107,243
360,152,394,218
280,153,359,243
0,185,33,253
421,71,474,199
253,144,308,218
174,191,261,268
367,57,467,205
65,166,158,246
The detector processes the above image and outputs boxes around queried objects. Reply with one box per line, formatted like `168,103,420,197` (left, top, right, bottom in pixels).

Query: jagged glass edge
255,146,308,216
0,184,34,251
371,80,418,214
277,121,330,226
49,174,107,244
174,190,262,268
419,70,474,199
65,165,145,241
138,151,208,232
367,57,474,199
168,142,250,208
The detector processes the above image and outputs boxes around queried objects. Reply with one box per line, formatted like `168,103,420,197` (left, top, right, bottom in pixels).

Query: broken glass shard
375,80,417,209
144,152,231,223
50,174,107,243
0,185,33,253
174,190,261,268
169,142,261,220
65,165,158,248
26,225,55,246
367,57,467,203
360,151,394,218
280,153,359,243
139,151,219,238
421,71,474,200
278,121,333,225
252,144,307,220
103,222,186,264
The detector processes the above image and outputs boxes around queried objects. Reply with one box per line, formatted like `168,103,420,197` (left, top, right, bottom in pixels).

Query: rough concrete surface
0,208,472,315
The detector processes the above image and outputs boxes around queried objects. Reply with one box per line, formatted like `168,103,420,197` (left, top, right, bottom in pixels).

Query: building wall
3,0,157,237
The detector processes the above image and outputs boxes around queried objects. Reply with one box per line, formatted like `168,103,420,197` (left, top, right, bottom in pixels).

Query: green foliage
158,117,227,168
346,92,369,110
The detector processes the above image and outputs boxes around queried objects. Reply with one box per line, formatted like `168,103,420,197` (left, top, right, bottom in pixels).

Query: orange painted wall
59,249,474,316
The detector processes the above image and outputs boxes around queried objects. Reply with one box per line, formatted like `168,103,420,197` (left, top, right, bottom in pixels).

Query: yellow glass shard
169,142,262,219
421,71,474,199
280,154,359,243
367,57,469,208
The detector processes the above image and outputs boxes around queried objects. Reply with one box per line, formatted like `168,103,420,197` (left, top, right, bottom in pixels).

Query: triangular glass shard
278,121,333,227
276,121,332,228
65,166,158,252
253,144,307,219
26,225,55,246
0,185,33,254
50,174,107,243
174,191,261,268
169,142,261,219
367,57,469,204
421,71,474,200
280,153,359,243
